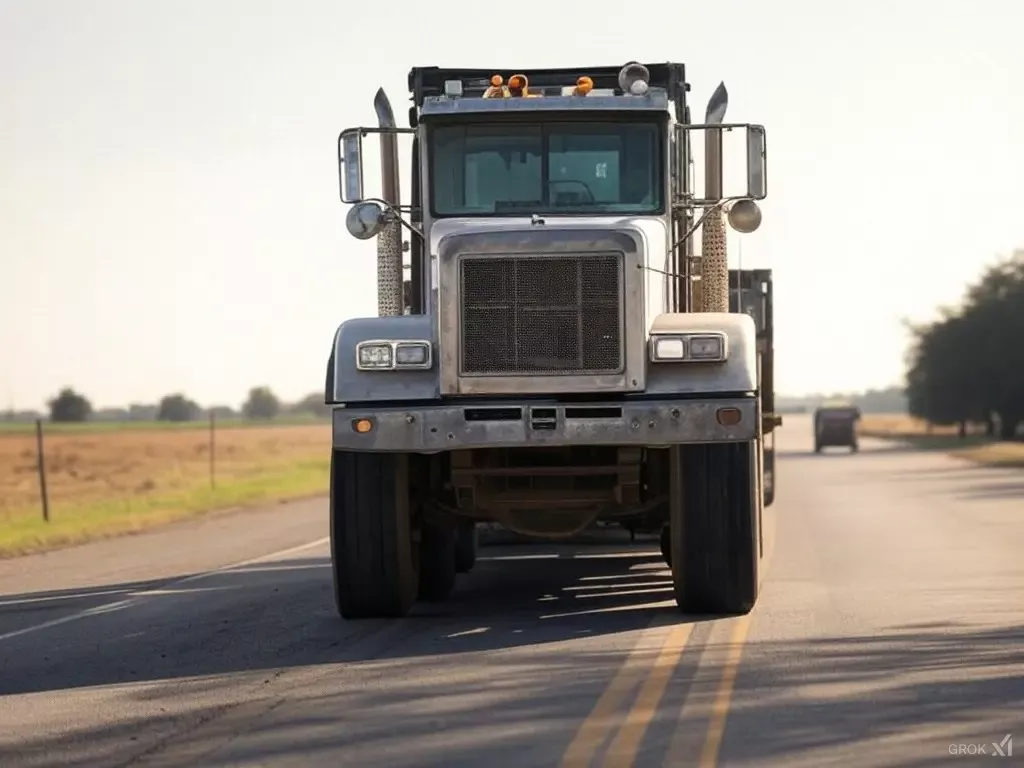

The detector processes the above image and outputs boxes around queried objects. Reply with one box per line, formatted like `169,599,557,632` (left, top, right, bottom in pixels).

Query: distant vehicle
813,405,861,453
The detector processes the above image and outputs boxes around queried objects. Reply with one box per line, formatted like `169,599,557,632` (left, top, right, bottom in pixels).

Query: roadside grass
0,414,326,434
0,423,331,558
0,460,329,557
859,415,1024,468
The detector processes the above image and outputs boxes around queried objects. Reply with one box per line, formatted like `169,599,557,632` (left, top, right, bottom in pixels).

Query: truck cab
326,62,776,620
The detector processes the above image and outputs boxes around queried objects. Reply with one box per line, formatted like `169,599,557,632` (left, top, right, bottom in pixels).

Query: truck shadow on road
0,537,694,697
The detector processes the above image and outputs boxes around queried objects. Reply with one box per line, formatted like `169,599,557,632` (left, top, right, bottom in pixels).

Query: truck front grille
459,253,624,376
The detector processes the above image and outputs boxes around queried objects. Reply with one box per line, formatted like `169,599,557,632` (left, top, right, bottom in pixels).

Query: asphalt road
1,415,1023,767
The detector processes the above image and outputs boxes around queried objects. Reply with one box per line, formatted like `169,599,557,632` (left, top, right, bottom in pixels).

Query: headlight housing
355,340,433,371
649,332,727,363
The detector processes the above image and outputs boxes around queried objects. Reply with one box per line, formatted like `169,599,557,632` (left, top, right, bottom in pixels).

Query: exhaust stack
700,82,729,314
374,88,404,317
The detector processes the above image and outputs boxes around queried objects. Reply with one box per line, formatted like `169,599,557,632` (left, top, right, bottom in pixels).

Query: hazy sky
3,1,1022,410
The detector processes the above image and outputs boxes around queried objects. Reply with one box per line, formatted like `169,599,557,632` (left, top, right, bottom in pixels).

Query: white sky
2,0,1022,410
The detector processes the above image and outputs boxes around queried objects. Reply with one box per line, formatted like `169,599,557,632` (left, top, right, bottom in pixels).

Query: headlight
356,340,432,371
357,343,393,370
649,333,727,363
688,335,726,360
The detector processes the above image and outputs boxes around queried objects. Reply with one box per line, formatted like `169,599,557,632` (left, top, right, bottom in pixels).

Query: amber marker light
716,408,742,426
352,418,374,434
508,73,528,95
482,74,506,98
574,76,594,96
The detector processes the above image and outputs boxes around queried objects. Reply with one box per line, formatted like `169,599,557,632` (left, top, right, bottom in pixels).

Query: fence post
209,411,216,489
35,418,50,523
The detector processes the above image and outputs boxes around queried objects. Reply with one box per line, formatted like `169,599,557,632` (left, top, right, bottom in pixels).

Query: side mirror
745,125,767,200
346,201,389,240
673,122,769,204
338,128,364,203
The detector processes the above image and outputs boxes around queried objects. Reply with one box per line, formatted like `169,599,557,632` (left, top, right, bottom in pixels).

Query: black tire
454,521,478,574
330,451,418,620
660,525,672,567
669,441,759,615
418,519,457,602
763,441,776,509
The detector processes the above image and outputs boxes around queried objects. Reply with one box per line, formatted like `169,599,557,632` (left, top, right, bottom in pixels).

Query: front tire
330,451,418,620
454,521,478,574
668,441,760,615
418,519,457,602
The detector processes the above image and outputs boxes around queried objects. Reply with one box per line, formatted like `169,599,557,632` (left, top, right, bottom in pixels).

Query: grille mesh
459,253,624,376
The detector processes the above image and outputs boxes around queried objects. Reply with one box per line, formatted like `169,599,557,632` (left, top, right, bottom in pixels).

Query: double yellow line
560,613,752,768
562,487,776,766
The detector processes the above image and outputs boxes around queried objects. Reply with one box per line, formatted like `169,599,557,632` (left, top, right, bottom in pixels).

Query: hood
428,216,671,323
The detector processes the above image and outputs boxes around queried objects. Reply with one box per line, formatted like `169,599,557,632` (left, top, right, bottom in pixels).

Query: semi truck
325,61,779,620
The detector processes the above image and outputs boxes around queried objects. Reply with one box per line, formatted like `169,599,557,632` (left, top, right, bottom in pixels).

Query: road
1,414,1023,767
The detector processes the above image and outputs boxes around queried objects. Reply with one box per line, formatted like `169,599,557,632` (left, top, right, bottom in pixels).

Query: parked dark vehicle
814,405,861,453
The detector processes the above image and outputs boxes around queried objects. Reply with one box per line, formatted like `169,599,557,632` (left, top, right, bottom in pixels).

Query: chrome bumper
332,397,758,452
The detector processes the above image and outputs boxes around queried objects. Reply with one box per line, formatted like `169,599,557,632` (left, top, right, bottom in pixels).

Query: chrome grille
459,253,624,376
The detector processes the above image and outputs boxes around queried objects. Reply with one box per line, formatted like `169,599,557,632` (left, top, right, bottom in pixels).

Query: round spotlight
726,199,763,234
346,201,388,240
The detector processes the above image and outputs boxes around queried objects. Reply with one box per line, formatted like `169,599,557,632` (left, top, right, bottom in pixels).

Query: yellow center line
560,617,667,768
562,500,775,768
698,614,752,767
601,622,694,767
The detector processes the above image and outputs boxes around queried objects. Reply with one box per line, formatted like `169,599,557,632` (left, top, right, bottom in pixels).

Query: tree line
905,249,1024,440
36,386,331,424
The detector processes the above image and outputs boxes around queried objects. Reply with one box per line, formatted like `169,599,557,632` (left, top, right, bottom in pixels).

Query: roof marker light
508,73,528,97
573,76,594,96
483,74,505,99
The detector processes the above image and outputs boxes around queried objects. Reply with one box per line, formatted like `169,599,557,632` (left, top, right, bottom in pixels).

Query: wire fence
0,416,331,525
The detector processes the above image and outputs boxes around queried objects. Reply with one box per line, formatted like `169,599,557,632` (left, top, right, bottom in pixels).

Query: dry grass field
859,414,1024,468
858,414,964,437
0,422,331,557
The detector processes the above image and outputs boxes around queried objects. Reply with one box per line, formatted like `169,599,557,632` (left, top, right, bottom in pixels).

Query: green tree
47,387,92,423
905,250,1024,439
243,386,280,420
157,393,201,422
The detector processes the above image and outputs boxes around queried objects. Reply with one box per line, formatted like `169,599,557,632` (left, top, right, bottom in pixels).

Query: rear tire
418,519,457,602
330,451,418,620
669,441,760,615
454,521,478,574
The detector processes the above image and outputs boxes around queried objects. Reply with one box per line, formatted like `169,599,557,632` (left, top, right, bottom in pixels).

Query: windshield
429,121,663,216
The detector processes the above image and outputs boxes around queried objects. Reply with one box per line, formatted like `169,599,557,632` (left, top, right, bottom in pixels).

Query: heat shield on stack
700,208,729,313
